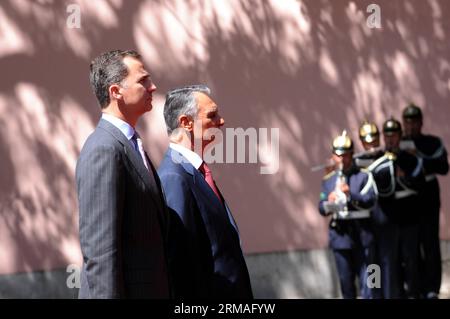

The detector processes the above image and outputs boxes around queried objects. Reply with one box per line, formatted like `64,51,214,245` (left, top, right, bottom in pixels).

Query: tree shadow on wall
0,0,146,287
183,0,450,297
0,0,449,298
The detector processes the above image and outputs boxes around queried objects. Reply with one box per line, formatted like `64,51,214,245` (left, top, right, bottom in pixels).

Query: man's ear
109,84,122,101
179,114,193,131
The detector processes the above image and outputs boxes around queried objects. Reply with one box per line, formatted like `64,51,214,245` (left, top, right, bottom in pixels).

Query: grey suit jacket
76,119,170,298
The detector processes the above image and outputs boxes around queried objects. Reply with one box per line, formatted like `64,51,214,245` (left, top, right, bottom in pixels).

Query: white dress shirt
169,142,203,169
102,113,148,169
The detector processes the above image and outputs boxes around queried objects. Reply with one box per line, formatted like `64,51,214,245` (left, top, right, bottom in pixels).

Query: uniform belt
395,189,417,199
425,174,436,182
336,209,370,220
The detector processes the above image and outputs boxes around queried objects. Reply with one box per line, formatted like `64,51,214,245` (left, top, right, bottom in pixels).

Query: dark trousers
373,222,400,298
419,203,442,295
398,224,420,298
333,246,375,299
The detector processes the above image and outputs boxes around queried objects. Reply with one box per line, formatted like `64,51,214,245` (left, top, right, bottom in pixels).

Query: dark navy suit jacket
158,148,253,299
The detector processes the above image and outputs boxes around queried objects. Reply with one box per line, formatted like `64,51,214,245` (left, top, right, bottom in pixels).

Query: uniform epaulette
384,151,397,161
323,170,336,180
360,167,369,174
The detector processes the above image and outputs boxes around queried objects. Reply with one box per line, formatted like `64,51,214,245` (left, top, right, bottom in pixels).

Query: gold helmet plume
332,130,354,155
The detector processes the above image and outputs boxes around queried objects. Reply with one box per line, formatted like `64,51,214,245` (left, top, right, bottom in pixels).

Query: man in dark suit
158,85,253,299
76,50,170,298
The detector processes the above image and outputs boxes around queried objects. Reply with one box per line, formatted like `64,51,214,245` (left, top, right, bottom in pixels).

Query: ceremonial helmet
382,117,402,136
359,120,380,143
402,103,423,120
332,130,354,155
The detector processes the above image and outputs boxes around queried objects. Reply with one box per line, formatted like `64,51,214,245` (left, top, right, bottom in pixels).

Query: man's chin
144,102,153,112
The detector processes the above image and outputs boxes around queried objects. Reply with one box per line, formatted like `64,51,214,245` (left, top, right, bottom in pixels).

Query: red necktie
199,162,222,202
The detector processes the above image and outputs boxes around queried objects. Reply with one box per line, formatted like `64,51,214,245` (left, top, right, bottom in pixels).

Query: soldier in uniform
370,118,424,298
402,104,449,299
355,121,386,298
318,131,377,298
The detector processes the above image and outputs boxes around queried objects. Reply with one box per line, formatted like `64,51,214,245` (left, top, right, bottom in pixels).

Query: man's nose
148,82,157,93
219,117,225,127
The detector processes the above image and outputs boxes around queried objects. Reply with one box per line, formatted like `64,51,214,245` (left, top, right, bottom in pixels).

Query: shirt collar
101,113,135,141
169,143,203,169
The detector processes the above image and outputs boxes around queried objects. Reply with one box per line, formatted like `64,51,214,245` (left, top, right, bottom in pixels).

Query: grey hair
163,84,211,135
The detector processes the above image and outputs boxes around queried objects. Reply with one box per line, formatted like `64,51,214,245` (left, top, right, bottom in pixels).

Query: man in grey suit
76,50,170,298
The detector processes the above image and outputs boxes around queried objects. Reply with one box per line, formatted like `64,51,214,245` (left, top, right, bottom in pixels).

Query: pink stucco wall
0,0,449,275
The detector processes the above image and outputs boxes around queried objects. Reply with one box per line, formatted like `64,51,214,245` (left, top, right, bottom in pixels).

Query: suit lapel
223,201,240,235
98,119,156,192
98,119,169,228
195,170,241,242
165,149,222,210
193,170,225,210
170,149,241,237
146,153,169,232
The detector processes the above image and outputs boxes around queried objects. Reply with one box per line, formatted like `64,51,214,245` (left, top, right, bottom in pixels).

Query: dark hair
163,85,211,135
89,50,141,108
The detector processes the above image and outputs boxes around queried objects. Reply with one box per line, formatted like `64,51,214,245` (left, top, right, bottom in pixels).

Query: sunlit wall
1,0,449,275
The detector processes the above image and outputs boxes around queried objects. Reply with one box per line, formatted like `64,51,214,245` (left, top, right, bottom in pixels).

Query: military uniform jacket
318,164,376,250
402,134,449,206
368,150,425,225
354,150,385,169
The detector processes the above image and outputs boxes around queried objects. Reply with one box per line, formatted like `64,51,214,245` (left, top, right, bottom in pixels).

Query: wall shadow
0,0,449,297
